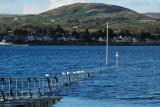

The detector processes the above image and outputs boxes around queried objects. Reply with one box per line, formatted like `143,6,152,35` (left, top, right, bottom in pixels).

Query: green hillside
0,3,160,34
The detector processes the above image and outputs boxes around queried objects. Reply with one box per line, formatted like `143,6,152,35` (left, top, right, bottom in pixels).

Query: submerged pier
0,70,105,106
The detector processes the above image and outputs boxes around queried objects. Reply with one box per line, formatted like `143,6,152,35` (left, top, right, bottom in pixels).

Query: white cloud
22,5,46,14
48,0,86,10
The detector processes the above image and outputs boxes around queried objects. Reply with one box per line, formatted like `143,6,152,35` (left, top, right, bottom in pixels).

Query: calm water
0,46,160,107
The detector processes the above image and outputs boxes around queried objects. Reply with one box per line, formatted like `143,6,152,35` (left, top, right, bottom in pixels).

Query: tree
104,28,115,39
84,29,91,42
72,30,80,39
124,30,131,36
56,25,64,34
140,32,152,41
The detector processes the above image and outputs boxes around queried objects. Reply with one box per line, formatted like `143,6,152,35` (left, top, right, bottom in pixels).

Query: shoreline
8,42,160,46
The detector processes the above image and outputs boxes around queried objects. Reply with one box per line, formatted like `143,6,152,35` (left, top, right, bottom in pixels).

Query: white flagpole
106,22,108,68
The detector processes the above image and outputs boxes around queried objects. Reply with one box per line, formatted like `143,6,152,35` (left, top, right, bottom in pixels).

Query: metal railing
0,70,105,102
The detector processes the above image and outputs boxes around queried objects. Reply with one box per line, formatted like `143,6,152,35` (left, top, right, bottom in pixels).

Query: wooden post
22,78,24,99
76,74,78,81
82,73,84,79
38,78,41,97
59,76,60,89
33,78,36,98
48,78,49,92
0,78,5,101
8,78,12,100
65,75,67,84
62,75,64,86
43,78,45,96
15,78,18,100
51,77,53,91
27,78,30,98
79,74,80,80
55,77,57,91
68,75,70,85
81,73,82,80
70,75,72,83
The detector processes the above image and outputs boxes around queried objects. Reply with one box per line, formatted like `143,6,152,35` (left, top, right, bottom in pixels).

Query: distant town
0,25,160,45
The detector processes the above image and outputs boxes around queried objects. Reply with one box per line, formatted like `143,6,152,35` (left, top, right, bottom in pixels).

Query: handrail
0,70,105,102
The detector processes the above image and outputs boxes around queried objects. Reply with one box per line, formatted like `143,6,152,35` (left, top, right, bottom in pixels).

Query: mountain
0,3,159,34
144,12,160,18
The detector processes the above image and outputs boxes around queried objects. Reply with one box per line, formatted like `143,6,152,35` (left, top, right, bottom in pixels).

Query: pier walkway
0,70,105,107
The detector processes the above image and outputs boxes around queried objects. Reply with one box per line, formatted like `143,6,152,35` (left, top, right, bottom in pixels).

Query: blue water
0,46,160,107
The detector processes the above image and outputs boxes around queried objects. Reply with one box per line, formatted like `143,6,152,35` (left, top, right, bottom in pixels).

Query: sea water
0,46,160,107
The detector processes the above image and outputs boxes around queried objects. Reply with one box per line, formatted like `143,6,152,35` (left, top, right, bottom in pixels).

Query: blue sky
0,0,159,14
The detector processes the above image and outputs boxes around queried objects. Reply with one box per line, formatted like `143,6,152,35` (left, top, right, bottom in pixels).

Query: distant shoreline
8,42,160,46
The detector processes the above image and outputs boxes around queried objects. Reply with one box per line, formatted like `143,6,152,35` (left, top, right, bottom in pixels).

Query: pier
0,70,106,106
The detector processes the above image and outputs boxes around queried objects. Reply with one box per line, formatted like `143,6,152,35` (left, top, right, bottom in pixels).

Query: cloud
22,5,45,14
48,0,86,10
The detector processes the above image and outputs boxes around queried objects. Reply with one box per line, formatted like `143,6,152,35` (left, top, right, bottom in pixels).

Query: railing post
70,74,72,83
82,73,84,80
43,78,45,96
15,78,18,100
55,76,57,91
68,75,70,85
65,75,67,84
62,75,64,86
38,78,41,97
33,78,36,98
59,76,60,89
27,78,30,98
47,78,49,92
74,74,75,82
0,78,5,101
51,77,53,92
22,78,24,99
81,73,82,80
8,78,12,100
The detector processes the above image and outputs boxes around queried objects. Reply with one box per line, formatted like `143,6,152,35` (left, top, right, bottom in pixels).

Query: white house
68,36,77,41
132,37,140,43
43,36,53,42
98,36,104,42
113,36,126,43
28,35,35,41
125,36,132,42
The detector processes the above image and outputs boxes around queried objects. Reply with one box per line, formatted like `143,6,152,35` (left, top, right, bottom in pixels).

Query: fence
0,70,105,102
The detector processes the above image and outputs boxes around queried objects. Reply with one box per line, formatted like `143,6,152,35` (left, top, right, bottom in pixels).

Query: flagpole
106,22,108,68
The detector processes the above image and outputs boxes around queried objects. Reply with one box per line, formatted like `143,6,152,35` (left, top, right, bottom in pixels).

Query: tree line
0,24,160,42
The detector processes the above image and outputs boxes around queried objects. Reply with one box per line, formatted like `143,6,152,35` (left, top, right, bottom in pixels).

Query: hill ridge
0,3,159,34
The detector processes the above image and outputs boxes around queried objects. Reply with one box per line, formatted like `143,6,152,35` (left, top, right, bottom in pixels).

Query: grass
0,3,160,34
139,20,156,23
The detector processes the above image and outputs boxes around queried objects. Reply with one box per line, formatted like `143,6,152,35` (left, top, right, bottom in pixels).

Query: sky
0,0,159,14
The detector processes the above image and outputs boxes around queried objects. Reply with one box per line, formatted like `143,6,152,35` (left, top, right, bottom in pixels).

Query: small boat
0,40,13,46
